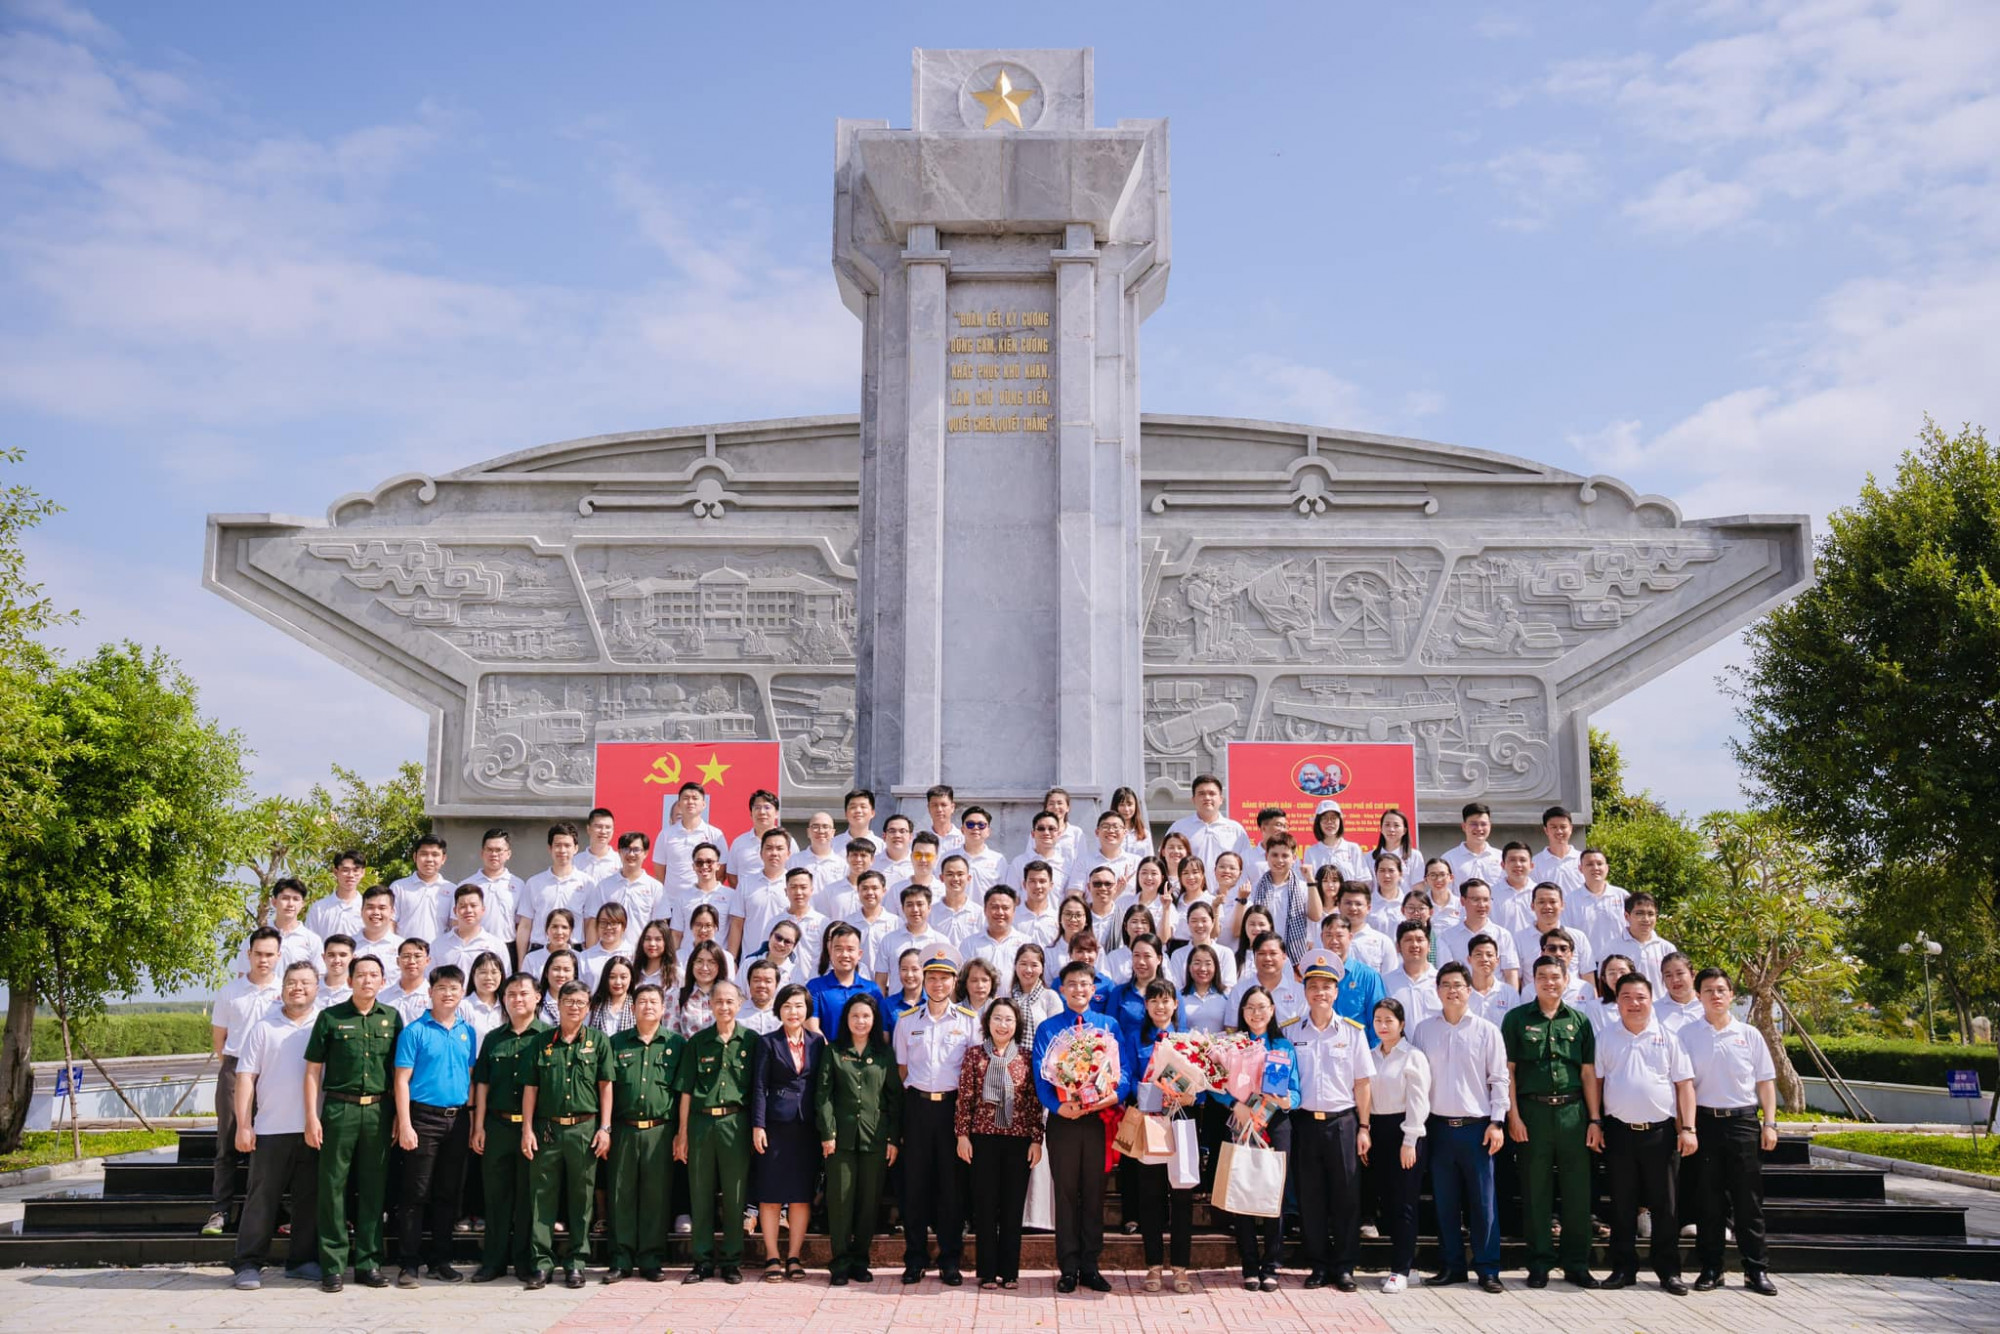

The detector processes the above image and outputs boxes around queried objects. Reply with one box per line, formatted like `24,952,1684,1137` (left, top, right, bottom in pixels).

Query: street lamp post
1899,934,1945,1043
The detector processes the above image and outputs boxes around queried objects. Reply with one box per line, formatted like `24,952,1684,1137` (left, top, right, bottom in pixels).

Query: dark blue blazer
750,1027,825,1128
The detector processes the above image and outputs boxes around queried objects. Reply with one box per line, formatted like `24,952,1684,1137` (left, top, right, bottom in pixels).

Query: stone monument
204,48,1810,850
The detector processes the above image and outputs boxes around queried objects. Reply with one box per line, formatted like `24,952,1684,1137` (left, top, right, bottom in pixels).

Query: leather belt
620,1118,669,1129
912,1090,957,1102
1696,1105,1760,1120
1304,1108,1357,1121
491,1112,524,1123
1526,1093,1581,1105
544,1114,593,1126
706,1103,744,1118
1436,1115,1487,1128
324,1091,383,1106
1611,1117,1666,1132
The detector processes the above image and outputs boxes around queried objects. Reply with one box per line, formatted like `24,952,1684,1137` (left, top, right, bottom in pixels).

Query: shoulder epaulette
953,1004,976,1018
900,1002,923,1017
1339,1014,1365,1029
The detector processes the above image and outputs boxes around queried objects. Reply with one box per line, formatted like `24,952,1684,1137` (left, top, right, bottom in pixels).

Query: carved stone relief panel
304,538,593,664
1146,548,1446,668
573,544,858,668
469,671,770,799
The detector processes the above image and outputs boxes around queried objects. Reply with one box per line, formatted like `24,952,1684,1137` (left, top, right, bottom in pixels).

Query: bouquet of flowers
1206,1032,1270,1102
1040,1022,1122,1105
1145,1030,1216,1101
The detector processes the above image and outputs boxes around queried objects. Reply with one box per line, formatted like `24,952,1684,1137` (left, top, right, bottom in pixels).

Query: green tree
1586,807,1720,919
1589,725,1662,823
1731,419,2000,911
0,645,251,1151
1842,859,2000,1045
1668,811,1855,1111
231,762,427,929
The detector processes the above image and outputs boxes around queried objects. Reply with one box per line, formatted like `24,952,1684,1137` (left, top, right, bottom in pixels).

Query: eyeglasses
692,857,719,868
964,820,989,830
1090,878,1115,889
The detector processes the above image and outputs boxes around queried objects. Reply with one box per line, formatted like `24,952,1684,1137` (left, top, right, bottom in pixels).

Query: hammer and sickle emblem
641,752,682,785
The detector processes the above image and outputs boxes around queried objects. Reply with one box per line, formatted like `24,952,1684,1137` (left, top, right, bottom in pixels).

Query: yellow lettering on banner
1025,363,1049,379
1022,311,1050,327
944,307,1055,435
950,363,973,380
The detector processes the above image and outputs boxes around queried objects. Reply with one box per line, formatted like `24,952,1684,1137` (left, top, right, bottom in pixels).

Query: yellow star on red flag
697,751,731,786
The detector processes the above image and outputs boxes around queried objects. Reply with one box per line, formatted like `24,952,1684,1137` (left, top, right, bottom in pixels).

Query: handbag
1114,1106,1174,1164
1166,1114,1201,1189
1213,1124,1285,1218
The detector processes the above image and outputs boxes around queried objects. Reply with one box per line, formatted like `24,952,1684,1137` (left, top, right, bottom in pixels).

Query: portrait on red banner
593,741,783,875
1225,741,1420,849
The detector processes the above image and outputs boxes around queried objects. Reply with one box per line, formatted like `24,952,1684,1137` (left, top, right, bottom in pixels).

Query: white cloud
1482,146,1596,230
1623,167,1759,234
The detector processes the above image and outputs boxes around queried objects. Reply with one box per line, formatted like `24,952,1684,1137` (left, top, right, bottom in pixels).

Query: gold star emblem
696,751,731,786
971,69,1034,129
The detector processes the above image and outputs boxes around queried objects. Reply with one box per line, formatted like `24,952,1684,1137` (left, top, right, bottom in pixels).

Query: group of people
210,777,1782,1300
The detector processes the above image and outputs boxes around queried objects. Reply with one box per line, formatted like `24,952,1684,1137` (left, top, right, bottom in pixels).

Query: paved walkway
0,1266,1992,1333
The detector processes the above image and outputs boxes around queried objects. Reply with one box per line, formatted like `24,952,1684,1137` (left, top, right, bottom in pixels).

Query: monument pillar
835,49,1170,832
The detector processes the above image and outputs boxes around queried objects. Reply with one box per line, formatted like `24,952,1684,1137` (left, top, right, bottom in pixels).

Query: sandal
1145,1266,1162,1292
761,1259,785,1283
980,1279,999,1291
785,1258,806,1281
1002,1278,1019,1290
1174,1270,1192,1294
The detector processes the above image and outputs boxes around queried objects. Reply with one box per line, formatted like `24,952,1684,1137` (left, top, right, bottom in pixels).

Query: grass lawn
1816,1131,2000,1176
0,1129,178,1174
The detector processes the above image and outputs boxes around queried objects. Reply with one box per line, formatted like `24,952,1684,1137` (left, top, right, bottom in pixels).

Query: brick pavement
0,1266,1995,1333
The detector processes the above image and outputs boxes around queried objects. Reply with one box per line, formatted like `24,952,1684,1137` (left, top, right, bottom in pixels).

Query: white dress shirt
1386,964,1443,1030
1680,1016,1776,1109
1165,814,1255,881
572,847,619,883
1596,1017,1693,1124
930,899,983,946
1288,1013,1376,1113
892,1002,979,1092
1412,1010,1510,1121
1368,1039,1433,1145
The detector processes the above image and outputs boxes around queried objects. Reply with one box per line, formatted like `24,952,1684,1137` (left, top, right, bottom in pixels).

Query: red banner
1224,742,1420,849
593,741,783,875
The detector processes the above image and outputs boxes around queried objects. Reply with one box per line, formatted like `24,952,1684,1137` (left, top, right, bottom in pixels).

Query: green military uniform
673,1023,756,1267
527,1025,610,1277
1502,999,1598,1276
814,1039,902,1277
305,999,402,1277
472,1019,547,1278
605,1025,683,1273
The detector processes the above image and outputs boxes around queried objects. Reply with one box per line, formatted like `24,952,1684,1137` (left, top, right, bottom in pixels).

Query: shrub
1785,1034,2000,1089
30,1011,213,1061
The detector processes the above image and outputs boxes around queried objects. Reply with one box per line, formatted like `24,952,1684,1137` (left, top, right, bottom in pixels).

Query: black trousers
1128,1158,1193,1268
1231,1113,1291,1277
211,1057,241,1214
900,1092,964,1271
1293,1109,1360,1274
1368,1113,1425,1276
397,1103,471,1268
1606,1118,1680,1279
1046,1113,1108,1277
1696,1110,1768,1273
232,1131,318,1269
967,1133,1032,1281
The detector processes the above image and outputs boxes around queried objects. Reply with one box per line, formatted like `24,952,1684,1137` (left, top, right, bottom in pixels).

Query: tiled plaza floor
0,1265,1993,1333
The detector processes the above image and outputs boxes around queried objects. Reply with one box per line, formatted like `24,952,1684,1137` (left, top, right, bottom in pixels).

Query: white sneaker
674,1214,692,1234
1360,1223,1381,1239
1636,1211,1652,1240
1680,1223,1697,1238
1381,1273,1407,1294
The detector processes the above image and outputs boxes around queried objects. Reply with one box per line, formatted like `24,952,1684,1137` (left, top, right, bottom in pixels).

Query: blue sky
3,0,1995,820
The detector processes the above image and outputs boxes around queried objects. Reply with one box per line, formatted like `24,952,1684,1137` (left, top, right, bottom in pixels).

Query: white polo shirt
1386,963,1443,1030
728,828,794,882
583,872,667,933
1513,923,1596,985
957,846,1009,894
1165,813,1255,882
1596,1018,1694,1124
427,927,511,974
1066,849,1139,893
236,1008,317,1136
1612,929,1677,992
1567,884,1630,959
233,922,325,977
1468,980,1522,1028
389,875,454,943
518,868,595,946
656,820,727,895
1227,971,1308,1029
212,976,280,1058
1010,850,1071,897
304,893,364,942
1441,842,1504,893
1438,921,1522,975
1531,846,1584,895
787,846,847,893
963,928,1027,981
1680,1016,1776,1109
734,871,794,952
350,932,400,972
462,870,525,934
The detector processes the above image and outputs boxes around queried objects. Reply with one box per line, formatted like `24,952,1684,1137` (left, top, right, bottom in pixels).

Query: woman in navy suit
751,982,826,1280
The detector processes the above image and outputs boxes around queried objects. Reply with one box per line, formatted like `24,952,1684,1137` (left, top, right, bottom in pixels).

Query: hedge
1784,1035,2000,1090
30,1011,213,1062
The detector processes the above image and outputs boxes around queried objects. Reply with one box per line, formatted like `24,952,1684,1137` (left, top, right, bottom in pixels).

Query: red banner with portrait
1224,742,1420,849
593,741,783,876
